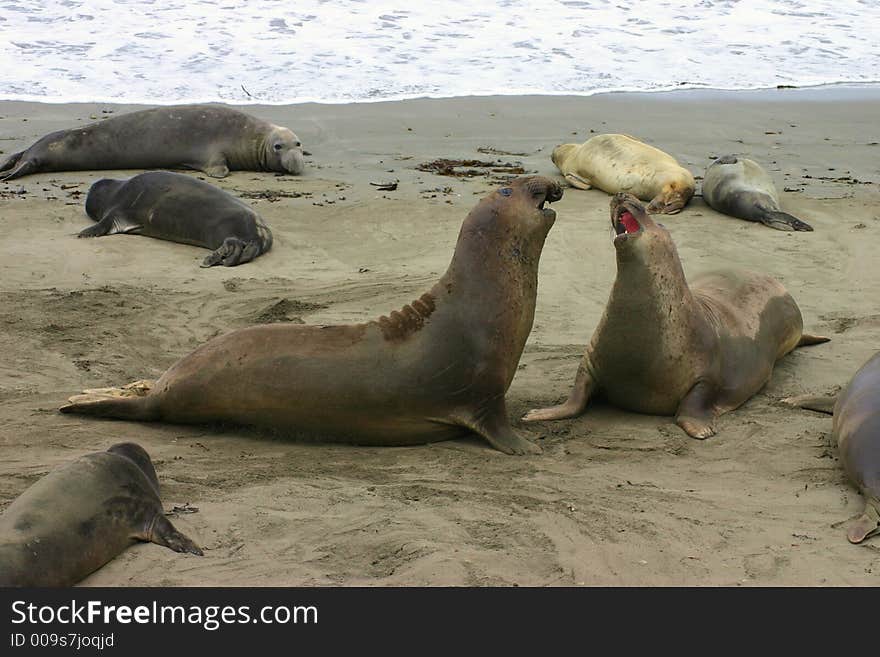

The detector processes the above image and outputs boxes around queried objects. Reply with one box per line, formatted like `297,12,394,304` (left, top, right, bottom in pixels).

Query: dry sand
0,87,878,586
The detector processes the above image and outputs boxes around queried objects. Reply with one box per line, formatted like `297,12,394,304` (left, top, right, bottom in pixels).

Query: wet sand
1,87,879,585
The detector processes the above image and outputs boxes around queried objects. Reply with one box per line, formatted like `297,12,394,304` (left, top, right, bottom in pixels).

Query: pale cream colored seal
551,133,695,214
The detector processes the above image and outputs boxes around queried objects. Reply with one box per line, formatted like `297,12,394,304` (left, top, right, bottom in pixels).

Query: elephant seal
81,171,273,267
522,192,828,439
0,442,201,587
551,134,695,214
783,352,880,543
702,155,812,231
60,176,563,455
0,104,304,180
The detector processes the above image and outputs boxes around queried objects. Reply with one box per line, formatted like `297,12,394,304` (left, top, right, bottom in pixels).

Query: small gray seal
0,442,201,587
0,104,304,180
702,155,812,231
81,171,273,267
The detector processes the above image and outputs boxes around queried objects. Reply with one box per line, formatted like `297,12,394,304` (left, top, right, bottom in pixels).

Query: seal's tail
59,379,159,421
0,152,33,181
760,210,813,232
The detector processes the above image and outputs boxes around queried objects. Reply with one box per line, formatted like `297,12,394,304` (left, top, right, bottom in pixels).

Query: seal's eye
273,143,283,151
295,141,302,148
499,188,512,196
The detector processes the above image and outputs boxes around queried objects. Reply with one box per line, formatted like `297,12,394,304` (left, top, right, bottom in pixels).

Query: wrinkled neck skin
437,218,546,390
225,122,271,171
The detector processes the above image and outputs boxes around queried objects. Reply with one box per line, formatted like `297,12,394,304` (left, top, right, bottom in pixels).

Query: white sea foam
0,0,878,104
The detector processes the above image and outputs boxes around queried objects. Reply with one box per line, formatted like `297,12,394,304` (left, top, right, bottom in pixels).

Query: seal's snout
610,193,646,244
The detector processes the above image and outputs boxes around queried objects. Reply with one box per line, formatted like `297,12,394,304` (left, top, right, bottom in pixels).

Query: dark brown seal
60,176,563,455
0,104,304,180
523,192,828,439
0,443,201,587
784,352,880,543
81,171,273,267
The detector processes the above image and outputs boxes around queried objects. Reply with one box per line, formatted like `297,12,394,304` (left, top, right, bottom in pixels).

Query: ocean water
1,0,878,104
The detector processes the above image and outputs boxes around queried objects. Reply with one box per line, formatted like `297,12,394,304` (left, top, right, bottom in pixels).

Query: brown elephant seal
60,176,563,455
783,352,880,543
0,442,201,587
702,155,812,231
0,104,304,180
551,134,695,214
81,171,273,267
522,192,828,439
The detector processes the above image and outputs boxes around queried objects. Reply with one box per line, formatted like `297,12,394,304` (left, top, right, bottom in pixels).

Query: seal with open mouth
60,176,562,455
702,155,813,231
523,192,828,439
0,443,201,587
551,134,695,214
783,352,880,543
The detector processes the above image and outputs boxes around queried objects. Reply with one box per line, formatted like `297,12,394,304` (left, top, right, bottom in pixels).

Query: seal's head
107,442,160,494
551,143,578,170
85,178,126,220
646,176,695,215
610,192,674,257
264,126,305,175
475,175,562,243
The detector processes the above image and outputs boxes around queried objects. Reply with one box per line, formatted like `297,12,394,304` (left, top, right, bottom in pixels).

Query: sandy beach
0,87,878,586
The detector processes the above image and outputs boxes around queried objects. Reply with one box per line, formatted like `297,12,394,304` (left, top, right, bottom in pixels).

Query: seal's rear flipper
847,505,880,544
60,380,157,420
780,393,837,414
201,237,262,267
760,210,813,232
0,152,35,181
564,173,592,190
144,514,203,556
797,333,831,347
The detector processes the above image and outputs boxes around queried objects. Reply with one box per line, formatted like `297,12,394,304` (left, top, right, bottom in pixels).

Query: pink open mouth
618,211,640,234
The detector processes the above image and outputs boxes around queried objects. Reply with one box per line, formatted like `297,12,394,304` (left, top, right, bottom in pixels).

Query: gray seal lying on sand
81,171,273,267
0,442,201,587
702,155,812,231
783,352,880,543
551,133,695,214
60,176,563,455
523,192,828,439
0,104,304,180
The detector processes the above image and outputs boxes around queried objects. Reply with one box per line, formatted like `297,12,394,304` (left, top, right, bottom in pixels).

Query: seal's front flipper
197,157,230,178
77,213,142,238
847,504,880,544
564,172,592,190
453,407,542,455
780,393,837,415
0,152,35,181
144,514,203,556
675,381,718,439
201,237,261,267
760,210,813,232
797,333,830,347
522,364,594,422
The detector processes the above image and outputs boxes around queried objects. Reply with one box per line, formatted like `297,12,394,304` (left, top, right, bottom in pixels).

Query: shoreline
2,80,880,109
1,89,879,586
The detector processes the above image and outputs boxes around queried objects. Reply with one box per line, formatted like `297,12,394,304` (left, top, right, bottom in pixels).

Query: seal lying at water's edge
60,176,563,455
523,193,828,439
783,352,880,543
0,104,305,180
0,442,201,587
702,155,812,231
551,133,695,214
81,171,273,267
